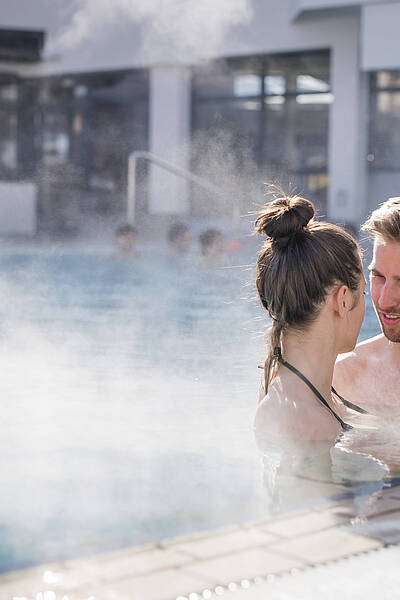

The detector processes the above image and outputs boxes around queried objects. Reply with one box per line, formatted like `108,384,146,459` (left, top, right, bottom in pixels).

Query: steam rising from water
50,0,253,62
189,130,263,219
0,250,265,571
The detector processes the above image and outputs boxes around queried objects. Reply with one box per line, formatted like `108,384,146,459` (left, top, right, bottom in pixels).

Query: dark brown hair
115,223,136,237
199,228,223,253
362,196,400,241
167,222,190,243
255,194,362,394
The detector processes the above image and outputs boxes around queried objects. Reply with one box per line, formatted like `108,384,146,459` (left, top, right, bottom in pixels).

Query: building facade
0,0,399,235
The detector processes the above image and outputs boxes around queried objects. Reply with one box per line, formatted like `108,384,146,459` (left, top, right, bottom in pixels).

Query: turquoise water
0,247,380,572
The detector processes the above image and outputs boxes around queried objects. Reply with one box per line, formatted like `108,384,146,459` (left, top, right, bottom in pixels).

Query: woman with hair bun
254,194,368,441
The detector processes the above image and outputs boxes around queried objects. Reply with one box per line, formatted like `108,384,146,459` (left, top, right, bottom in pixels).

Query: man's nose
379,282,400,310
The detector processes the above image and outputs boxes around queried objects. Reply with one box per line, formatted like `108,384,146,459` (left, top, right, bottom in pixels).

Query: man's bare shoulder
334,335,385,384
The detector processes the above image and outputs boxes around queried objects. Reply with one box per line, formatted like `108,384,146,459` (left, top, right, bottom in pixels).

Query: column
149,66,191,215
328,23,368,227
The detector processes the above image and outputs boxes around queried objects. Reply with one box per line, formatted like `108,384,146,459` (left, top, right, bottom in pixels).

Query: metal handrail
127,150,226,224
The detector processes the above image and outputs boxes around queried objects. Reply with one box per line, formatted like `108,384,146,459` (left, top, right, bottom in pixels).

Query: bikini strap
331,387,369,415
273,347,353,432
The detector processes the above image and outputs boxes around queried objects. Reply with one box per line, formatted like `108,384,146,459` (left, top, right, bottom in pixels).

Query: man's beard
378,313,400,343
382,327,400,342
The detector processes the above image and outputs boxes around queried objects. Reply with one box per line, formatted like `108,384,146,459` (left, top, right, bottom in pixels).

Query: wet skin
334,237,400,415
370,237,400,342
255,279,366,441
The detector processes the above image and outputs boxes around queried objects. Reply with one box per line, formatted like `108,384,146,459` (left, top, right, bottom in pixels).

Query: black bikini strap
273,347,353,431
331,387,369,415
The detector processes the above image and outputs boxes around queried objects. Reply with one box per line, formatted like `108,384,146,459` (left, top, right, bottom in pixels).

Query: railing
127,150,233,225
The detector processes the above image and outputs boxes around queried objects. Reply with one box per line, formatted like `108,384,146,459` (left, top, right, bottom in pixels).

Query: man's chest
350,365,399,415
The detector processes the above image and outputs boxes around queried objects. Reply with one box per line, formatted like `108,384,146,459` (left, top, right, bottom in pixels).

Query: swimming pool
0,243,381,573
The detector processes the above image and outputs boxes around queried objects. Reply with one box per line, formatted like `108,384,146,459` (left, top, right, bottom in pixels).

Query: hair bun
255,195,315,243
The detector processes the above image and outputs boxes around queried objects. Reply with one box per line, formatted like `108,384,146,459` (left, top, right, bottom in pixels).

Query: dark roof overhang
0,28,45,62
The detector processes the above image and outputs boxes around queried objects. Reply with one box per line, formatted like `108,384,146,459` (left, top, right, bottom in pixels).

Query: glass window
192,50,330,211
233,74,262,97
263,97,329,171
375,71,400,90
194,99,261,136
193,60,262,99
369,87,400,170
0,82,18,177
0,108,17,172
42,111,70,166
264,75,286,95
29,69,149,190
88,71,149,195
0,84,17,101
368,71,400,170
296,75,330,93
265,51,330,94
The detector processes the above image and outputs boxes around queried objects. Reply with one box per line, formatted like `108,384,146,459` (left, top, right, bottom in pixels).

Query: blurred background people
167,222,191,255
199,228,226,266
114,223,140,258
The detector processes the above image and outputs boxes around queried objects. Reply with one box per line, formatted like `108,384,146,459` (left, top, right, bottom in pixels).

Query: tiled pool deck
4,486,400,600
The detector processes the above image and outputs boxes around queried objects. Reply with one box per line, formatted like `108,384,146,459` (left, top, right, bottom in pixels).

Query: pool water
0,245,381,573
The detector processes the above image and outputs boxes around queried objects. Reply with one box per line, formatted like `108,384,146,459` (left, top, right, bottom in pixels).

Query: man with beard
333,197,400,415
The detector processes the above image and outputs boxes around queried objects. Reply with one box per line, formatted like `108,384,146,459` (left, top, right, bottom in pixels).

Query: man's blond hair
362,196,400,241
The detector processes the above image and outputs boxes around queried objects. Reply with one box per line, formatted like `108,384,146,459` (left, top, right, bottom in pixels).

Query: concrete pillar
328,25,368,227
149,66,191,215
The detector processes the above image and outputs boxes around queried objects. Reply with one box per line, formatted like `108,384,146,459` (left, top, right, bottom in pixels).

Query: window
0,80,18,177
369,72,400,170
192,51,331,213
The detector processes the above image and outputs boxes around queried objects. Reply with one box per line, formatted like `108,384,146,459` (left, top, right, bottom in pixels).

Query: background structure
0,0,399,236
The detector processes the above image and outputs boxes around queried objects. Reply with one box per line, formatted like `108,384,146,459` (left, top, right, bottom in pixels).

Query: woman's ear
332,285,350,318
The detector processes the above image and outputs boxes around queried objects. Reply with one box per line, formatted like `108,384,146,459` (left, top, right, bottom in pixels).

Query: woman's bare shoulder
254,383,337,441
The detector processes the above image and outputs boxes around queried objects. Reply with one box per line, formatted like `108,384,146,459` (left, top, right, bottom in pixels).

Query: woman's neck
280,320,338,400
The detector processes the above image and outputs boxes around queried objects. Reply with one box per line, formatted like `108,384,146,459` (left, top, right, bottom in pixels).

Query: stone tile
248,495,355,532
89,568,209,600
270,527,382,564
261,506,353,538
82,542,156,563
40,561,105,592
169,527,277,559
38,547,191,590
346,493,400,522
0,580,83,600
317,502,356,518
348,512,400,544
96,547,193,581
365,495,400,518
388,489,400,500
378,485,397,496
0,566,74,599
314,502,358,527
242,508,313,531
185,547,304,585
162,525,240,548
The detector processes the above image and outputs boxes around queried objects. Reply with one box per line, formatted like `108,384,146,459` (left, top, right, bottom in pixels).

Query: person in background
167,222,191,255
114,223,140,258
334,197,400,416
254,193,367,442
199,228,226,266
